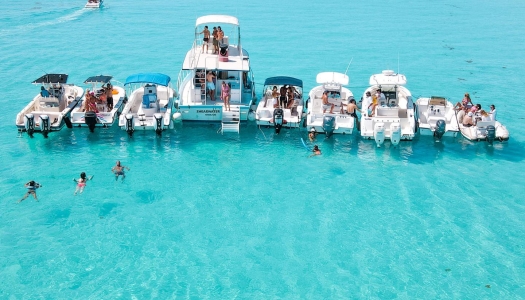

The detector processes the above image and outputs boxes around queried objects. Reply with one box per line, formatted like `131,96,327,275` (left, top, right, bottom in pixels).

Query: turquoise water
1,1,525,299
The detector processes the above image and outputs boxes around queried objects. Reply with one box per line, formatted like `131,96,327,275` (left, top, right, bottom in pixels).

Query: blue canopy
264,76,303,88
124,73,171,86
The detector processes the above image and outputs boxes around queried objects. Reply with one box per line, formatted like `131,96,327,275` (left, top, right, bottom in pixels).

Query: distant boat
85,0,102,8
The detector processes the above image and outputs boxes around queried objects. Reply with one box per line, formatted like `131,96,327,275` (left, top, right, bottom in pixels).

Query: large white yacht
174,15,257,133
15,74,84,137
305,72,356,137
118,73,176,136
416,96,459,140
360,70,416,147
255,76,304,134
70,75,126,132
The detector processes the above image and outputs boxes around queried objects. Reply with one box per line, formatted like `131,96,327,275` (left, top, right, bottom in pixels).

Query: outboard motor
39,115,50,138
219,44,229,62
390,123,401,146
154,113,163,135
273,108,284,134
125,113,134,137
434,119,446,140
85,111,97,133
64,116,73,129
374,123,385,147
24,114,35,137
486,125,496,145
322,115,336,138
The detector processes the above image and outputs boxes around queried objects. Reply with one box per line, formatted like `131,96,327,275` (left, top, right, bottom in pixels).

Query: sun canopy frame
124,73,171,86
32,74,68,84
84,75,113,84
264,76,303,88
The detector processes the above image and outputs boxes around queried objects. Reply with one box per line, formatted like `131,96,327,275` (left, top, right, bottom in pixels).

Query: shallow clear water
1,0,525,299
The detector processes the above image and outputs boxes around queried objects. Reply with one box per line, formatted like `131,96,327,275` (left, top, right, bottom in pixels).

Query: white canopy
196,15,239,27
369,70,407,86
316,72,349,85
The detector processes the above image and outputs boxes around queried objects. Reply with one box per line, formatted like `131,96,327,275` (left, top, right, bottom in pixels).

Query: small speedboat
360,70,416,147
305,72,356,137
416,96,459,140
85,0,102,8
455,109,509,144
118,73,176,136
15,74,84,137
70,75,126,132
255,76,304,134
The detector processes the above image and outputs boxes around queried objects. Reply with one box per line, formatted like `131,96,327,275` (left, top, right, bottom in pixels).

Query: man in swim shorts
199,26,210,53
112,160,130,181
206,71,216,101
18,180,41,202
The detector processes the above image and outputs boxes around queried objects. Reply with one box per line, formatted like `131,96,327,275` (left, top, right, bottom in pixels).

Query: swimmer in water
112,160,130,181
309,145,321,157
18,180,41,203
74,172,93,195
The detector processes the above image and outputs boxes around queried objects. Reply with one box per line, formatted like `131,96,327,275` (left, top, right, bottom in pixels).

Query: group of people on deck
83,83,114,113
195,69,231,110
270,85,300,109
454,92,497,127
321,90,359,119
199,25,225,54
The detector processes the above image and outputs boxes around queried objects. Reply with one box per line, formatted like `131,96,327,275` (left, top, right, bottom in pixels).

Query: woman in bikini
221,81,231,111
74,172,93,195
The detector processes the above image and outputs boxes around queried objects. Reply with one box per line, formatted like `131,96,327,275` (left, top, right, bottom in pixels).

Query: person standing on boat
104,83,114,110
279,85,288,108
206,71,216,101
221,81,231,111
217,26,224,45
489,104,497,121
199,26,210,53
212,27,219,54
18,180,41,203
112,161,130,182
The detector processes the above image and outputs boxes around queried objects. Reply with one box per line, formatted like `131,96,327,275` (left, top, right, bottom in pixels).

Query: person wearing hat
308,127,316,141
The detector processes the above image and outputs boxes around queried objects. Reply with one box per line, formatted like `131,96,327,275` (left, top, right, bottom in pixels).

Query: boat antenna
397,52,400,74
344,58,354,76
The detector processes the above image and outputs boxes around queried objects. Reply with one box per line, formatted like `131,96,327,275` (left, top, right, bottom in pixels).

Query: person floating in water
308,128,316,142
112,160,130,181
74,172,93,195
18,180,41,203
309,145,321,157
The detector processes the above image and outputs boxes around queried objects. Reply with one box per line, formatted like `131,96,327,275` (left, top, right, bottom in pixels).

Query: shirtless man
279,85,288,108
206,71,216,101
212,27,219,54
199,26,210,53
322,91,334,113
112,160,130,181
104,83,114,110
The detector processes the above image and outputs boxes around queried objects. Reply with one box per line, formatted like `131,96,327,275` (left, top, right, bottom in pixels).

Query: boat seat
143,94,157,108
476,120,495,129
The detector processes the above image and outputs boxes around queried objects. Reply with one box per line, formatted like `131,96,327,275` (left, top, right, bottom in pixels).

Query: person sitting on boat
454,92,473,111
489,104,497,121
40,86,50,97
308,128,316,141
322,91,334,114
479,110,491,121
74,172,93,195
462,111,475,127
270,86,280,105
206,71,216,101
346,99,358,118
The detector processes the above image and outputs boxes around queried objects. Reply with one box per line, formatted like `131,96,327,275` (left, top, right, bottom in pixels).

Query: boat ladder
221,107,240,133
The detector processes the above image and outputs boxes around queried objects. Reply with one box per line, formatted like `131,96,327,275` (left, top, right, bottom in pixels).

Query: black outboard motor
322,115,336,138
273,108,284,134
85,111,97,133
64,116,73,129
125,113,134,137
486,125,496,145
39,115,50,138
434,119,446,140
24,114,35,137
154,113,163,136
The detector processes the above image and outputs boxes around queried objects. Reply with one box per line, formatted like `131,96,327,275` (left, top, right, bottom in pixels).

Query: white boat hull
71,86,126,128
